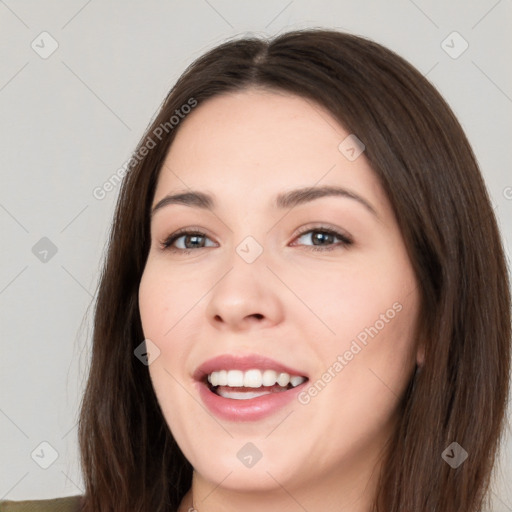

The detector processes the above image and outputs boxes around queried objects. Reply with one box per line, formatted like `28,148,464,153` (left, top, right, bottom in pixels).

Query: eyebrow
151,185,378,218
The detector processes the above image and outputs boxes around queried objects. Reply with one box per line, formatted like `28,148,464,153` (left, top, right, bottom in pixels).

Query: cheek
283,252,417,348
138,266,208,438
295,287,418,461
293,247,419,406
138,262,202,340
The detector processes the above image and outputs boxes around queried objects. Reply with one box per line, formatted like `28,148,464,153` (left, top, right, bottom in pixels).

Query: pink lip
194,354,308,422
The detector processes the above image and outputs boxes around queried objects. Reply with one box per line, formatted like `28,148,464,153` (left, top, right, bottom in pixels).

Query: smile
195,355,309,421
207,369,307,399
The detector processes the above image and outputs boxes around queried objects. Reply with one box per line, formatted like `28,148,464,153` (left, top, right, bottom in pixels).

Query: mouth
205,369,307,400
194,354,309,421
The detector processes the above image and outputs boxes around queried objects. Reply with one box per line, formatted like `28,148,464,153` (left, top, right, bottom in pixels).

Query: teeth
290,375,305,387
207,369,306,389
217,389,274,400
244,369,262,388
262,369,277,386
227,369,244,387
277,372,290,387
218,370,228,386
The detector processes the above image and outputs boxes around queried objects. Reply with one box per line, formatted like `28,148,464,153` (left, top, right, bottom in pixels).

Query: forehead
154,89,386,213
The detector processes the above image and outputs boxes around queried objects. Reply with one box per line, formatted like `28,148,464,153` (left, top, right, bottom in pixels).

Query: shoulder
0,496,82,512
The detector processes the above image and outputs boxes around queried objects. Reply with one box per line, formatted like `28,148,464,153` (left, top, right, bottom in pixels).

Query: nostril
211,313,264,323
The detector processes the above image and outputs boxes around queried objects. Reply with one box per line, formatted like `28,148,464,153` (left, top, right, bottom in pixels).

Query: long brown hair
78,29,511,512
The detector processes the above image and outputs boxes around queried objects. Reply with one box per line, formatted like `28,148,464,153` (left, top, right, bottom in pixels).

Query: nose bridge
214,237,268,305
206,235,284,329
219,209,269,282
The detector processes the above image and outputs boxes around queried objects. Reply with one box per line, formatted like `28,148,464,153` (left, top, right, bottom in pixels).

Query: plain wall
1,1,511,509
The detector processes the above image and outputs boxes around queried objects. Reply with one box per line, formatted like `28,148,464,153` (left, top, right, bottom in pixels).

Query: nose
205,252,285,332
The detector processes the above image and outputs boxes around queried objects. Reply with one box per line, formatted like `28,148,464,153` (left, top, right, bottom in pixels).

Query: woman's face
139,89,422,504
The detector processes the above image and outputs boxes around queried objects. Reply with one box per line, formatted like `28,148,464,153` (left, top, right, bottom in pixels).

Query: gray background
1,0,511,509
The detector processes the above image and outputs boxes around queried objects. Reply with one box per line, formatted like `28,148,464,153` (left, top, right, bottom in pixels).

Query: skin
138,88,423,512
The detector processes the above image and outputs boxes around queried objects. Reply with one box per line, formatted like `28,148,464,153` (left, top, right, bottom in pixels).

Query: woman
2,28,509,512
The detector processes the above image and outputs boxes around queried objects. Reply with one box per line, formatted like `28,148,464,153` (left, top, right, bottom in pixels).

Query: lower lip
197,381,307,422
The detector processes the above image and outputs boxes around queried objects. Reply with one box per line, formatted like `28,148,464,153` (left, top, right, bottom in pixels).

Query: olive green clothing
0,496,82,512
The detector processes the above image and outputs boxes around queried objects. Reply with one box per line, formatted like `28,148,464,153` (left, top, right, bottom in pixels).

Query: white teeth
244,369,263,388
217,389,273,400
262,369,278,386
225,369,244,387
277,372,290,387
217,369,228,386
290,375,305,387
207,369,306,389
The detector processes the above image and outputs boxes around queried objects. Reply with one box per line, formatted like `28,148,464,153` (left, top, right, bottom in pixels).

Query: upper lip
193,354,308,382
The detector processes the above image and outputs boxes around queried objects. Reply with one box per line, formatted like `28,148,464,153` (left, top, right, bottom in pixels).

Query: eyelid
291,223,353,244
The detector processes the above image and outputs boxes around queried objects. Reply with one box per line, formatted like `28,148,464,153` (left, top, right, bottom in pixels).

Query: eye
159,225,353,254
291,225,353,252
160,228,217,254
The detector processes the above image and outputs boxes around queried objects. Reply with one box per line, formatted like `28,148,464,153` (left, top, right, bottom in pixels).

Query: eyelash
159,225,353,255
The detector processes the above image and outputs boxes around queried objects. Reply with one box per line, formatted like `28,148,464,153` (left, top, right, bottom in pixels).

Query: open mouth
204,369,308,400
